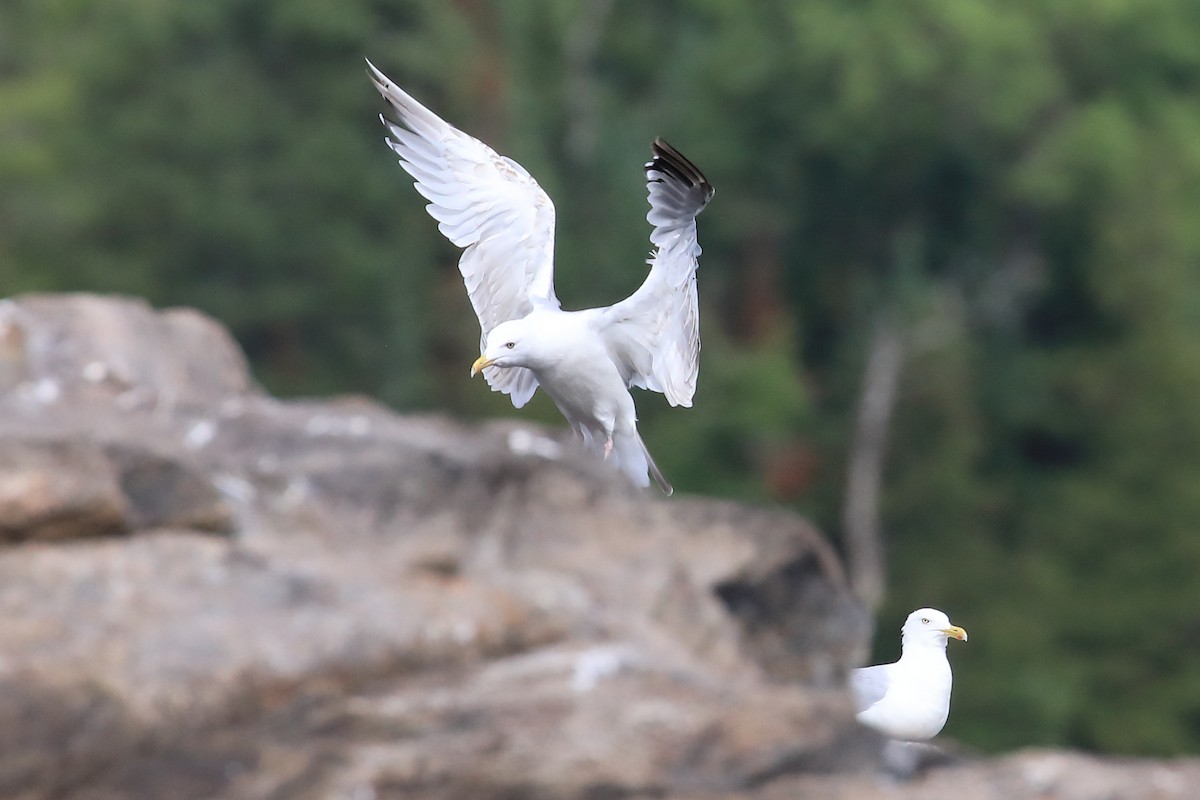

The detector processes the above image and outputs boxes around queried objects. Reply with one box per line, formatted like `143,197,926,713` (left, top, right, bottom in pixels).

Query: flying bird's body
501,308,641,468
851,608,968,741
537,313,633,442
368,60,713,494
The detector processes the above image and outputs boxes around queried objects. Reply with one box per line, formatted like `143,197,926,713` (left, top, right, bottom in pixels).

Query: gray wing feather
601,139,713,407
850,663,893,712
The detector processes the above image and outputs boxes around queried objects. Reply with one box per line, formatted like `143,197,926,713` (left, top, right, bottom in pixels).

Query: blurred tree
1,0,481,405
764,0,1200,754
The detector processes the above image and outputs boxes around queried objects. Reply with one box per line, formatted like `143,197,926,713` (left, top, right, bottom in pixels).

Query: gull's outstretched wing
368,60,557,407
600,139,713,407
850,664,893,712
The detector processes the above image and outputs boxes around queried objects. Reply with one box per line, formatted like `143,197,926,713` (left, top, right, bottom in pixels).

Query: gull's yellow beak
470,355,495,377
942,625,968,642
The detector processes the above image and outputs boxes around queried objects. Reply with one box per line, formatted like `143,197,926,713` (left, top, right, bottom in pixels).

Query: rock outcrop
0,294,873,799
0,294,1195,800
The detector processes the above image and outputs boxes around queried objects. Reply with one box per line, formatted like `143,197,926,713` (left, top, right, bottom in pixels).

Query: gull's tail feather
613,430,672,496
641,434,673,496
578,427,673,495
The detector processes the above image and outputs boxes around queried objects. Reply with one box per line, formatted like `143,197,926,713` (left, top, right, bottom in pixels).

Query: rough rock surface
0,294,872,799
0,294,1195,800
706,748,1200,800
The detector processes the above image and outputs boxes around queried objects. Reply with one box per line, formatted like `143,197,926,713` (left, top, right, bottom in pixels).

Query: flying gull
367,60,713,494
851,607,968,741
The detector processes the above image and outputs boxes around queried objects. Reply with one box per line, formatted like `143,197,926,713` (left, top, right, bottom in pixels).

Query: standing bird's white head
901,607,969,649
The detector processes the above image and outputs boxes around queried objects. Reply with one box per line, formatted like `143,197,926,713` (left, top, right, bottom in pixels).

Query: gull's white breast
855,652,952,741
528,311,632,432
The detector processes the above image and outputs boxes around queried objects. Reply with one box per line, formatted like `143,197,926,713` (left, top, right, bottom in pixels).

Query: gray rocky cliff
0,294,1193,800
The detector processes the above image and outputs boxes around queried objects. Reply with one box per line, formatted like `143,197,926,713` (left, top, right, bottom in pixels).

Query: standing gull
367,61,713,495
851,608,968,741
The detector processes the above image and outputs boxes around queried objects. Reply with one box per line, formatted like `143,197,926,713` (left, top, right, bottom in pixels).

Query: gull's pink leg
603,437,613,460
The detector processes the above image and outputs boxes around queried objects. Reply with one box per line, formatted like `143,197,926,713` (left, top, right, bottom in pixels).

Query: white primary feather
369,61,712,492
368,61,556,408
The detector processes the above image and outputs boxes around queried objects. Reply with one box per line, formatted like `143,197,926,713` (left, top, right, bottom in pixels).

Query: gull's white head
901,607,968,649
471,319,539,376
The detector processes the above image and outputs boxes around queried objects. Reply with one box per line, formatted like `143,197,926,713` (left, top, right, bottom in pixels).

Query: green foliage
4,0,1200,756
646,323,810,501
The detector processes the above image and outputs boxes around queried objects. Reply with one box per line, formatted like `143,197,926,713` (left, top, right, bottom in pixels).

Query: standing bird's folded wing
601,138,714,408
850,663,893,712
367,60,559,408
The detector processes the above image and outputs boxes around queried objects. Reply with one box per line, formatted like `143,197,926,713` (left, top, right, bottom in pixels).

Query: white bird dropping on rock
368,60,714,495
851,607,968,741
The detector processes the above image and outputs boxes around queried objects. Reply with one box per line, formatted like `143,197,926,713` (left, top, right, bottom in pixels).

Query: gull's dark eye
505,341,515,349
921,617,930,624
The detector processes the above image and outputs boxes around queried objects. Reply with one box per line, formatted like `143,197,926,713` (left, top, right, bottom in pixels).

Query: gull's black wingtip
366,58,387,85
647,138,714,198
